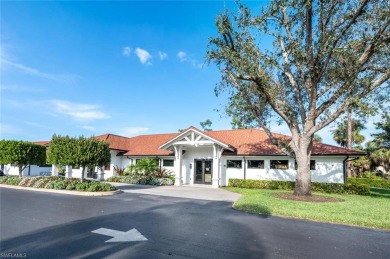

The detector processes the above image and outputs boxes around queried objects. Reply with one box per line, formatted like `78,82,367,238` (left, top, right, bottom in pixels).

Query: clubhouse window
163,159,174,167
227,160,242,168
270,160,289,169
247,160,265,169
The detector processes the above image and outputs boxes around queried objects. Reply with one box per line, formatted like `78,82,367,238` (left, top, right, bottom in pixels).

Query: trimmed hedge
106,175,174,186
228,178,370,195
0,175,116,192
347,178,390,190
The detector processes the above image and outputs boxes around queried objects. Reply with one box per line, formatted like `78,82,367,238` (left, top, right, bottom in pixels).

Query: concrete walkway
110,183,241,202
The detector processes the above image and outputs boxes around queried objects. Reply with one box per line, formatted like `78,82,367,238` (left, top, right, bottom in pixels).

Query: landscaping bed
0,175,116,192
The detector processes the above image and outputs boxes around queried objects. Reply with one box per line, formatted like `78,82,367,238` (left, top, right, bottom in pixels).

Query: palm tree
313,134,322,143
370,148,390,172
332,119,366,148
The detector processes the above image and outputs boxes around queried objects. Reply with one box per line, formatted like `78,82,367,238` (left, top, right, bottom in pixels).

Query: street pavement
0,187,389,259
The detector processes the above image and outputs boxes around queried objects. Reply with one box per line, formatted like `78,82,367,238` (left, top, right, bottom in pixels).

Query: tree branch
310,70,390,135
315,0,370,82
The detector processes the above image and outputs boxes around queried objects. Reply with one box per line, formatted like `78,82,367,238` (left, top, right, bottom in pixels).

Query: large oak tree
207,0,390,195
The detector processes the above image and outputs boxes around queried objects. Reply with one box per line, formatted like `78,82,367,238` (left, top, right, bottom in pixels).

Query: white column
97,167,105,181
174,145,183,186
51,165,59,176
212,145,222,188
65,165,73,178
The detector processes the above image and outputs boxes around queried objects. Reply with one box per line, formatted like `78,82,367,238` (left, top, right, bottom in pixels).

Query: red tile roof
203,128,364,156
36,127,364,156
94,134,131,151
34,141,50,147
123,133,178,156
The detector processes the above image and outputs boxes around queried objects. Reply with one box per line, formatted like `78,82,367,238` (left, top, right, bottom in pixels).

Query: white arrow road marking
91,228,148,242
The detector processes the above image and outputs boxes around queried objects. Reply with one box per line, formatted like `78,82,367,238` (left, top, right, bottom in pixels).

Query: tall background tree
372,113,390,149
47,135,111,182
207,0,390,195
0,140,46,176
200,119,213,131
332,119,366,148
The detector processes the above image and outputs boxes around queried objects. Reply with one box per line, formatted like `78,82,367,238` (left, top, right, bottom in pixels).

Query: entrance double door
194,159,212,184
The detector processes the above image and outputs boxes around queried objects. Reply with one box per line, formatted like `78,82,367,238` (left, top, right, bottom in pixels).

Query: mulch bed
272,193,345,203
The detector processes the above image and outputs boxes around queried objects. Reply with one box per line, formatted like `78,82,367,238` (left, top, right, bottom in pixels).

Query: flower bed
0,175,116,192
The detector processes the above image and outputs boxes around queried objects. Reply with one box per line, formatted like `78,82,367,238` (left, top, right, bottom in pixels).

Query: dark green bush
228,178,370,195
45,181,55,189
106,174,174,185
75,182,89,191
347,178,390,189
54,181,66,190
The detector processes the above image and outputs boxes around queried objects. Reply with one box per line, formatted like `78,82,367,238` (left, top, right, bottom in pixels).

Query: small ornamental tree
0,140,46,176
47,135,111,182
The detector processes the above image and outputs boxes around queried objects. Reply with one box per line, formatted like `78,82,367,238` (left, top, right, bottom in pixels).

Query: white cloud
117,127,149,136
49,99,110,121
1,58,80,82
1,84,44,93
176,51,203,68
81,126,96,131
135,48,152,65
158,51,168,60
122,46,131,56
177,51,187,62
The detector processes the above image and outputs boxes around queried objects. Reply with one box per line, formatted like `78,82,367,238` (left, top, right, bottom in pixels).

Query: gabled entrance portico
159,127,234,188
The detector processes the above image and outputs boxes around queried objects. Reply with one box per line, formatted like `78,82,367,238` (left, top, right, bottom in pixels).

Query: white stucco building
2,127,363,187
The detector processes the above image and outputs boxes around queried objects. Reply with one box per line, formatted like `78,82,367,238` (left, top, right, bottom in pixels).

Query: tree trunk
347,110,353,177
80,166,85,182
18,165,23,177
293,137,312,196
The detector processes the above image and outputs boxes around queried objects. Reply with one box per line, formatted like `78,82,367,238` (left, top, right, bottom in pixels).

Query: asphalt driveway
1,187,389,259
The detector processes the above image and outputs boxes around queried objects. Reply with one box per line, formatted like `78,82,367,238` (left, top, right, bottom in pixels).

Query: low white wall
311,156,345,183
221,156,346,186
3,164,52,176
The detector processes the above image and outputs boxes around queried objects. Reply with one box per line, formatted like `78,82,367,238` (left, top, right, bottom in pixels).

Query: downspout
28,165,31,176
343,156,349,184
243,156,246,180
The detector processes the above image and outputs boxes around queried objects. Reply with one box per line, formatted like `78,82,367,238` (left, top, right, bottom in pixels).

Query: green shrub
18,177,31,187
45,181,55,189
25,176,43,187
362,171,383,179
75,182,89,191
228,179,370,195
54,181,66,190
106,176,121,182
5,176,23,185
33,178,51,188
348,178,390,189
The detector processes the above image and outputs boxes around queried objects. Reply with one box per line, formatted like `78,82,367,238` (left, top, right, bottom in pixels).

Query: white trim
159,128,234,151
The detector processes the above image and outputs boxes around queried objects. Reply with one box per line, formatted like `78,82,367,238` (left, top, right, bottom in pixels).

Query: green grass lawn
227,187,390,230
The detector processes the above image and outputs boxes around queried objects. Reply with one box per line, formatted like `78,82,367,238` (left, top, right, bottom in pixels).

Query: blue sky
0,0,383,145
